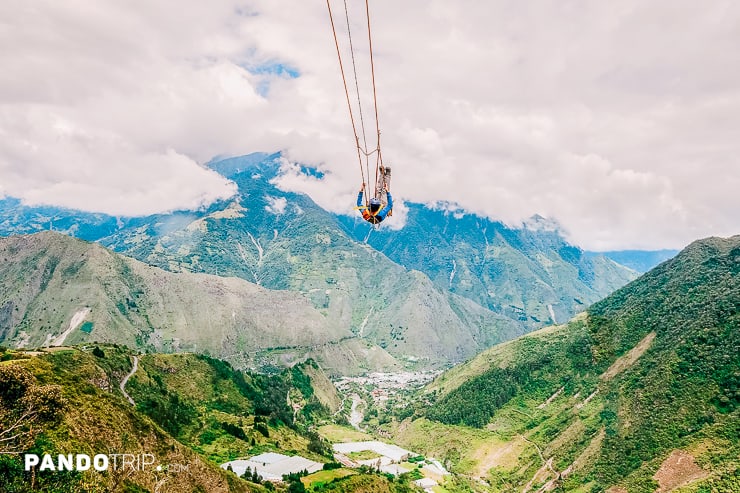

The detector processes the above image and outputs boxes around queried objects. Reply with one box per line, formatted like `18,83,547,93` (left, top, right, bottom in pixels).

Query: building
414,477,438,492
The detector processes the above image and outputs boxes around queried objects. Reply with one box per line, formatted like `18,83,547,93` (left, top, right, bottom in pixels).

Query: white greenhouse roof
221,453,323,481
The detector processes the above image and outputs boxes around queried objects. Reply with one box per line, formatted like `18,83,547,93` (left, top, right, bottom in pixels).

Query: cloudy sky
1,1,738,250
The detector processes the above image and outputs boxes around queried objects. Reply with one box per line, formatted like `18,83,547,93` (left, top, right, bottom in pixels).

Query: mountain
339,207,637,329
0,197,141,241
0,231,353,366
0,231,523,374
585,249,678,273
0,344,427,493
101,155,526,366
388,235,740,492
0,152,637,371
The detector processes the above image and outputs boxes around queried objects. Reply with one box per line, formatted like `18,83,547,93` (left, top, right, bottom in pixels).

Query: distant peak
521,214,562,232
206,152,281,179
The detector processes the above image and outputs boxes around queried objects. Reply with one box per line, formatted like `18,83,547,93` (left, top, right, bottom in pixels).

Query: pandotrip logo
23,453,188,473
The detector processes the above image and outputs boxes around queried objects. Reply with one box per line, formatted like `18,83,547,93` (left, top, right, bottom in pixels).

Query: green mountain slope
0,347,263,492
391,236,740,492
0,231,522,374
339,208,637,330
0,232,360,365
0,345,433,492
124,353,338,465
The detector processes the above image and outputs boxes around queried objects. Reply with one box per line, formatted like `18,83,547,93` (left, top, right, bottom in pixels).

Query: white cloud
264,196,287,215
1,0,739,249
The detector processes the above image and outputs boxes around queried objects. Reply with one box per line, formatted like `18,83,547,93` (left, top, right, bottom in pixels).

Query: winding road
120,355,139,406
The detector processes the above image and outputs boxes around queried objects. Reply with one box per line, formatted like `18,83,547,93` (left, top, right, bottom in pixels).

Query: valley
0,156,736,492
2,0,736,489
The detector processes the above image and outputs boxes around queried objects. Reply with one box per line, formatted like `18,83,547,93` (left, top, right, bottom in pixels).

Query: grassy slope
0,232,409,375
393,236,740,492
0,231,345,356
1,346,260,492
306,472,415,493
1,221,523,374
2,345,433,492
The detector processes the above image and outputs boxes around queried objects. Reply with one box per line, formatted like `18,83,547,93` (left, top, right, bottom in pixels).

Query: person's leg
375,168,384,202
378,166,390,206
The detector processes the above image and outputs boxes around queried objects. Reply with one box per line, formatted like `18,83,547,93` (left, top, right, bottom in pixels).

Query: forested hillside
393,236,739,492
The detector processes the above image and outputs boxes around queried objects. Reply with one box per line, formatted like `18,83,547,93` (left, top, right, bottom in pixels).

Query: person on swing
357,165,392,224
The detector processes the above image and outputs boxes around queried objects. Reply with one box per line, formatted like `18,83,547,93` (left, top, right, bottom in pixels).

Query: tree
0,364,66,454
287,480,306,493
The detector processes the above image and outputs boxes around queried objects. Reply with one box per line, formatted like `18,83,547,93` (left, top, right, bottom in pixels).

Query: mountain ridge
1,152,639,373
338,199,637,328
0,231,524,374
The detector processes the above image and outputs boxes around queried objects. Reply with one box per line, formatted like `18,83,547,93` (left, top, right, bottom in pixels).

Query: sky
1,1,739,250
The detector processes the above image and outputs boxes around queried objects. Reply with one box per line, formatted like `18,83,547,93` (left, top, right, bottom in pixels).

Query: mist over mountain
1,153,637,374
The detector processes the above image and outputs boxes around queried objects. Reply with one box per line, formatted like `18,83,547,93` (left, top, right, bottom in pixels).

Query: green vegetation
0,346,256,492
317,425,372,443
0,363,66,455
427,366,529,427
426,318,599,428
413,236,740,491
125,354,333,465
588,237,740,489
1,346,414,492
302,468,356,489
340,204,636,331
347,450,382,461
305,467,414,492
0,344,387,492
